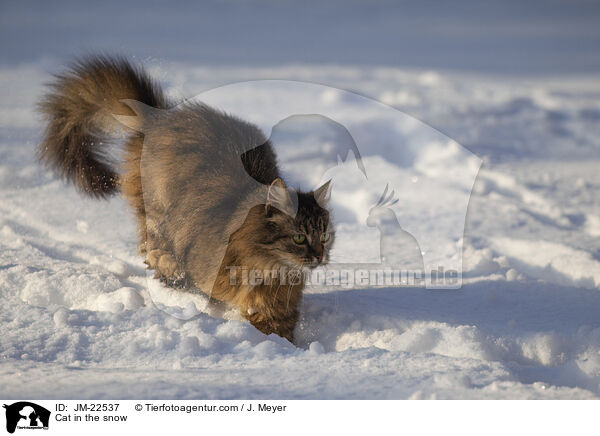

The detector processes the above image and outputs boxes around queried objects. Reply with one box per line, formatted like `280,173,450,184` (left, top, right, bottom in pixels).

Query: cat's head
261,178,334,269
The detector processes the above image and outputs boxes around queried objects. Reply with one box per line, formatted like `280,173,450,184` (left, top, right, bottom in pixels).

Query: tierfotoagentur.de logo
125,80,481,321
3,402,50,434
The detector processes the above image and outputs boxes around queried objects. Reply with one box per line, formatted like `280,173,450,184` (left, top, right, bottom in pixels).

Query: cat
38,55,334,342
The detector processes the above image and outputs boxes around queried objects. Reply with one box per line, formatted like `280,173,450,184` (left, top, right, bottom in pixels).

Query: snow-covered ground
1,61,599,399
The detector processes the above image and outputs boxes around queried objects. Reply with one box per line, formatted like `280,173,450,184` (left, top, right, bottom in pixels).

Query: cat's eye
320,233,331,243
293,234,306,244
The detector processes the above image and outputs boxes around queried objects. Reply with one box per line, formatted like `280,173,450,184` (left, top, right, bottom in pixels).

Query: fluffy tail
38,55,167,197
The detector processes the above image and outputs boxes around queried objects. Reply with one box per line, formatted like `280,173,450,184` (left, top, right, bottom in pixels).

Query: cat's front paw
146,249,189,288
159,270,189,289
245,312,296,344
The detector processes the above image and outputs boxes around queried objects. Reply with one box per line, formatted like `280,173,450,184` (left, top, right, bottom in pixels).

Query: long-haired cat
38,55,334,342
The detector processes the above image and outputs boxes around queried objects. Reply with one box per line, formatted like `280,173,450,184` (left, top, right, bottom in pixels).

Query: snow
1,60,600,399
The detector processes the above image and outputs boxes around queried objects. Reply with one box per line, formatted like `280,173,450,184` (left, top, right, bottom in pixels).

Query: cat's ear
314,179,332,207
266,178,297,217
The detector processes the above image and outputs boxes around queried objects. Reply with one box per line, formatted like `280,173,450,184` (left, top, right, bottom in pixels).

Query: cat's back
137,102,280,229
142,103,278,185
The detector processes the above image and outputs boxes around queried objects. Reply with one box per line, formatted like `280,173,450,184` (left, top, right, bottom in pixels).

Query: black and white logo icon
3,402,50,434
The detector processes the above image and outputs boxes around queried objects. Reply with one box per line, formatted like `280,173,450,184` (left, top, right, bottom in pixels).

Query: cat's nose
315,254,323,263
